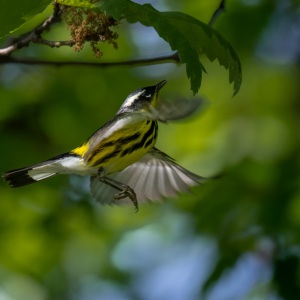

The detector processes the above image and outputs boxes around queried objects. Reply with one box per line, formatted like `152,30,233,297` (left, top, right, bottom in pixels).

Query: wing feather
156,97,209,121
90,148,205,206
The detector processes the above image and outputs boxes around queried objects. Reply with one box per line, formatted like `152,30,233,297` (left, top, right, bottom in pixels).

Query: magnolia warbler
3,80,205,211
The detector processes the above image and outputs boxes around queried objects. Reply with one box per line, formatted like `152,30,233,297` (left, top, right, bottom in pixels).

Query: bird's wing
90,148,205,206
154,96,209,122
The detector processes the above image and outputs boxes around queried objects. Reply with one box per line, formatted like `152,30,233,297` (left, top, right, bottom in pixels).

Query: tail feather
3,165,56,188
4,167,36,187
2,152,75,188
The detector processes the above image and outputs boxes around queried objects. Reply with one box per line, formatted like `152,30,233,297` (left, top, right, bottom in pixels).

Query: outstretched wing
90,148,205,206
154,96,209,121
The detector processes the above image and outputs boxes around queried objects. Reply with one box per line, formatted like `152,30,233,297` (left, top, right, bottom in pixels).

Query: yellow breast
72,120,158,174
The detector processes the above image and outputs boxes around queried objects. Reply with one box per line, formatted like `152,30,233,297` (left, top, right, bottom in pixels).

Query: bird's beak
150,80,166,109
155,80,167,92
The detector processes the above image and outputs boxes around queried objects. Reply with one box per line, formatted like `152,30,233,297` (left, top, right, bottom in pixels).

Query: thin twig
0,52,180,67
33,38,75,48
209,0,226,26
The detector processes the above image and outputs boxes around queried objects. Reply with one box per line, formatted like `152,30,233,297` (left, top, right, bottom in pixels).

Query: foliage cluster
61,5,119,57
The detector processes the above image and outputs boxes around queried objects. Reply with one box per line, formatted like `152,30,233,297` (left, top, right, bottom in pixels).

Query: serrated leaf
100,0,242,95
0,0,51,40
57,0,242,95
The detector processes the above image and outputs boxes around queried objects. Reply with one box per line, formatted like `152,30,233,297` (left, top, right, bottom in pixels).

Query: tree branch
0,0,225,67
0,52,180,67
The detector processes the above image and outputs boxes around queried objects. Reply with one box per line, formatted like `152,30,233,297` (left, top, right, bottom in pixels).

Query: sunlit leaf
0,0,51,39
56,0,96,9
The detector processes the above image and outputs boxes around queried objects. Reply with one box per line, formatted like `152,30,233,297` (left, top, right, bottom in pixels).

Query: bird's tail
2,152,72,188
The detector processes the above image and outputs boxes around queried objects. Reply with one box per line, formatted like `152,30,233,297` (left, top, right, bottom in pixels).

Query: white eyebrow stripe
122,90,144,107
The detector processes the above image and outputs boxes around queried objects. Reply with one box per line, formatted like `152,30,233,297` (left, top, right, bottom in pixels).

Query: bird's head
118,80,166,115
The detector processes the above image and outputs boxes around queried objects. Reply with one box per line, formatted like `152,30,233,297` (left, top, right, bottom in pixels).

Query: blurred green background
1,0,300,299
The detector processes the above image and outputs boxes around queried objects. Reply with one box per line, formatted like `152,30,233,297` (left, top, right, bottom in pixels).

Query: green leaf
100,0,242,96
0,0,51,40
56,0,96,9
56,0,242,95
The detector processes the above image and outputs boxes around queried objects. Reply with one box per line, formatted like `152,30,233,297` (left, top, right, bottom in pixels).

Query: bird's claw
114,187,138,212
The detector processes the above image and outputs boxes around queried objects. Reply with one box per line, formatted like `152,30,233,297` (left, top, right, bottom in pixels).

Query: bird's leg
97,168,138,212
